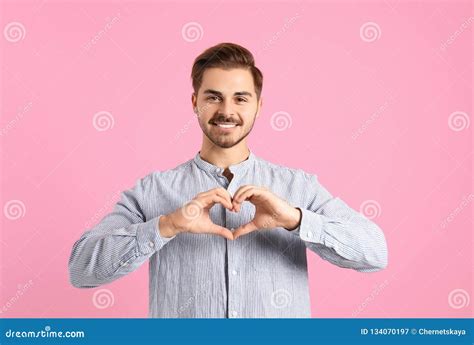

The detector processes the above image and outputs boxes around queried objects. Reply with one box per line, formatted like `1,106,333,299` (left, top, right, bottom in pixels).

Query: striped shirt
68,151,388,318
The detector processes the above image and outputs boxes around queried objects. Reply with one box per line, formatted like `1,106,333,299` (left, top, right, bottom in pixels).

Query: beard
199,114,257,149
204,128,249,148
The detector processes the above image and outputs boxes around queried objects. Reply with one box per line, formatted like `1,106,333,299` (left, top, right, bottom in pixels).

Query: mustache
209,116,241,125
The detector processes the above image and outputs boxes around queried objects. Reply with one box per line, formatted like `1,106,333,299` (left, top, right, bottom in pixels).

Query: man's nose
217,99,235,116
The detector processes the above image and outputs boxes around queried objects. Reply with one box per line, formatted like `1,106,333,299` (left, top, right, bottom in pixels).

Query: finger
232,186,256,211
200,188,233,210
233,188,266,212
233,221,258,240
201,195,233,211
200,187,228,198
232,185,254,201
212,188,233,206
234,186,268,203
181,199,206,222
208,224,234,240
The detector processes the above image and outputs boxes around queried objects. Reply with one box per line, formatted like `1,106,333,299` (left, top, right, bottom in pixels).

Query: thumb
209,224,234,241
233,221,258,240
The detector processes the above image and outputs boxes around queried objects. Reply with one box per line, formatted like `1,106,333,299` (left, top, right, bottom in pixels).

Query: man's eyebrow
203,89,253,97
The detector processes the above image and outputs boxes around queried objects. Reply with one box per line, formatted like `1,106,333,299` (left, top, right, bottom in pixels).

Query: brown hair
191,42,263,100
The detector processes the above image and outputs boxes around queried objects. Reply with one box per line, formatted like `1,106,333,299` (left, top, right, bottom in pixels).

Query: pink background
1,0,472,318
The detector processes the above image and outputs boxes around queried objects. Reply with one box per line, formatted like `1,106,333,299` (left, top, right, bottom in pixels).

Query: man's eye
236,97,248,102
207,96,220,101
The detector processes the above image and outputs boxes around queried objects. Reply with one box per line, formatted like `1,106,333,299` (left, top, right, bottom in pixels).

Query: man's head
191,42,263,149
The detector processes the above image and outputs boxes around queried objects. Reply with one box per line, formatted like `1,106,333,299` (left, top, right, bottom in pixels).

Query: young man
69,42,388,318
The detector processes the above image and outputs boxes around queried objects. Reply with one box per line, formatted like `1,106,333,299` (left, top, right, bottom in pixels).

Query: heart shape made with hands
181,185,302,240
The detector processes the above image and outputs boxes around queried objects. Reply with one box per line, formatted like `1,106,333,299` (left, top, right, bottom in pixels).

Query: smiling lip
211,122,239,130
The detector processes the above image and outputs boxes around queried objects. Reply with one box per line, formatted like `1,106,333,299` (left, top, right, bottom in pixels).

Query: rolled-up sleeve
68,174,175,288
290,174,388,272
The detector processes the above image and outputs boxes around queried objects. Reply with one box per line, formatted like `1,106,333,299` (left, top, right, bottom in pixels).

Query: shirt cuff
136,216,176,255
289,208,324,244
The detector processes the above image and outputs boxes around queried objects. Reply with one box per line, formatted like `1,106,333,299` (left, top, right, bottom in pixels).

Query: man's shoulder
141,158,194,184
255,155,316,181
140,154,318,183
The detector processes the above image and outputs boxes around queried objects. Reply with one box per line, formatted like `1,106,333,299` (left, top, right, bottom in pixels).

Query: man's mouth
211,122,239,129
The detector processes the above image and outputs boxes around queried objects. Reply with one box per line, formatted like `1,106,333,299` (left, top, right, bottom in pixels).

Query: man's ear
191,92,198,114
256,97,263,118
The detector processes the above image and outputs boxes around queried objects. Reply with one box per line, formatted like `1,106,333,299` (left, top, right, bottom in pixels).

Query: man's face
192,68,261,149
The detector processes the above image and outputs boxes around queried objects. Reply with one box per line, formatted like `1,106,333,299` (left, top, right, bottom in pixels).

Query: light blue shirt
69,151,388,318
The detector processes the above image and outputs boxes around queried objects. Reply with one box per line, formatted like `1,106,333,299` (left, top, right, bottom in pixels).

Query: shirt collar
193,150,256,176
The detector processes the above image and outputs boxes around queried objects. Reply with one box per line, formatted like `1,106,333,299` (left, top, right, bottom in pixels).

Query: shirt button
230,310,238,318
148,241,155,248
231,269,238,276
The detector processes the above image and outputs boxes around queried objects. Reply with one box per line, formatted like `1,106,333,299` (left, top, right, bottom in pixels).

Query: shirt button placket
226,208,240,318
226,180,242,319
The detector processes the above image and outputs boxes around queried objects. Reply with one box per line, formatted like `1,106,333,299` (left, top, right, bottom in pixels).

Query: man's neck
199,142,250,170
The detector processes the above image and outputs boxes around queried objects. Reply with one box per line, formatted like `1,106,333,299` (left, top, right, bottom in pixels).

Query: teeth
216,123,236,128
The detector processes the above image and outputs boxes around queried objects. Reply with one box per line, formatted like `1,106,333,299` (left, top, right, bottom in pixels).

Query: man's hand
159,187,235,240
232,185,302,240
